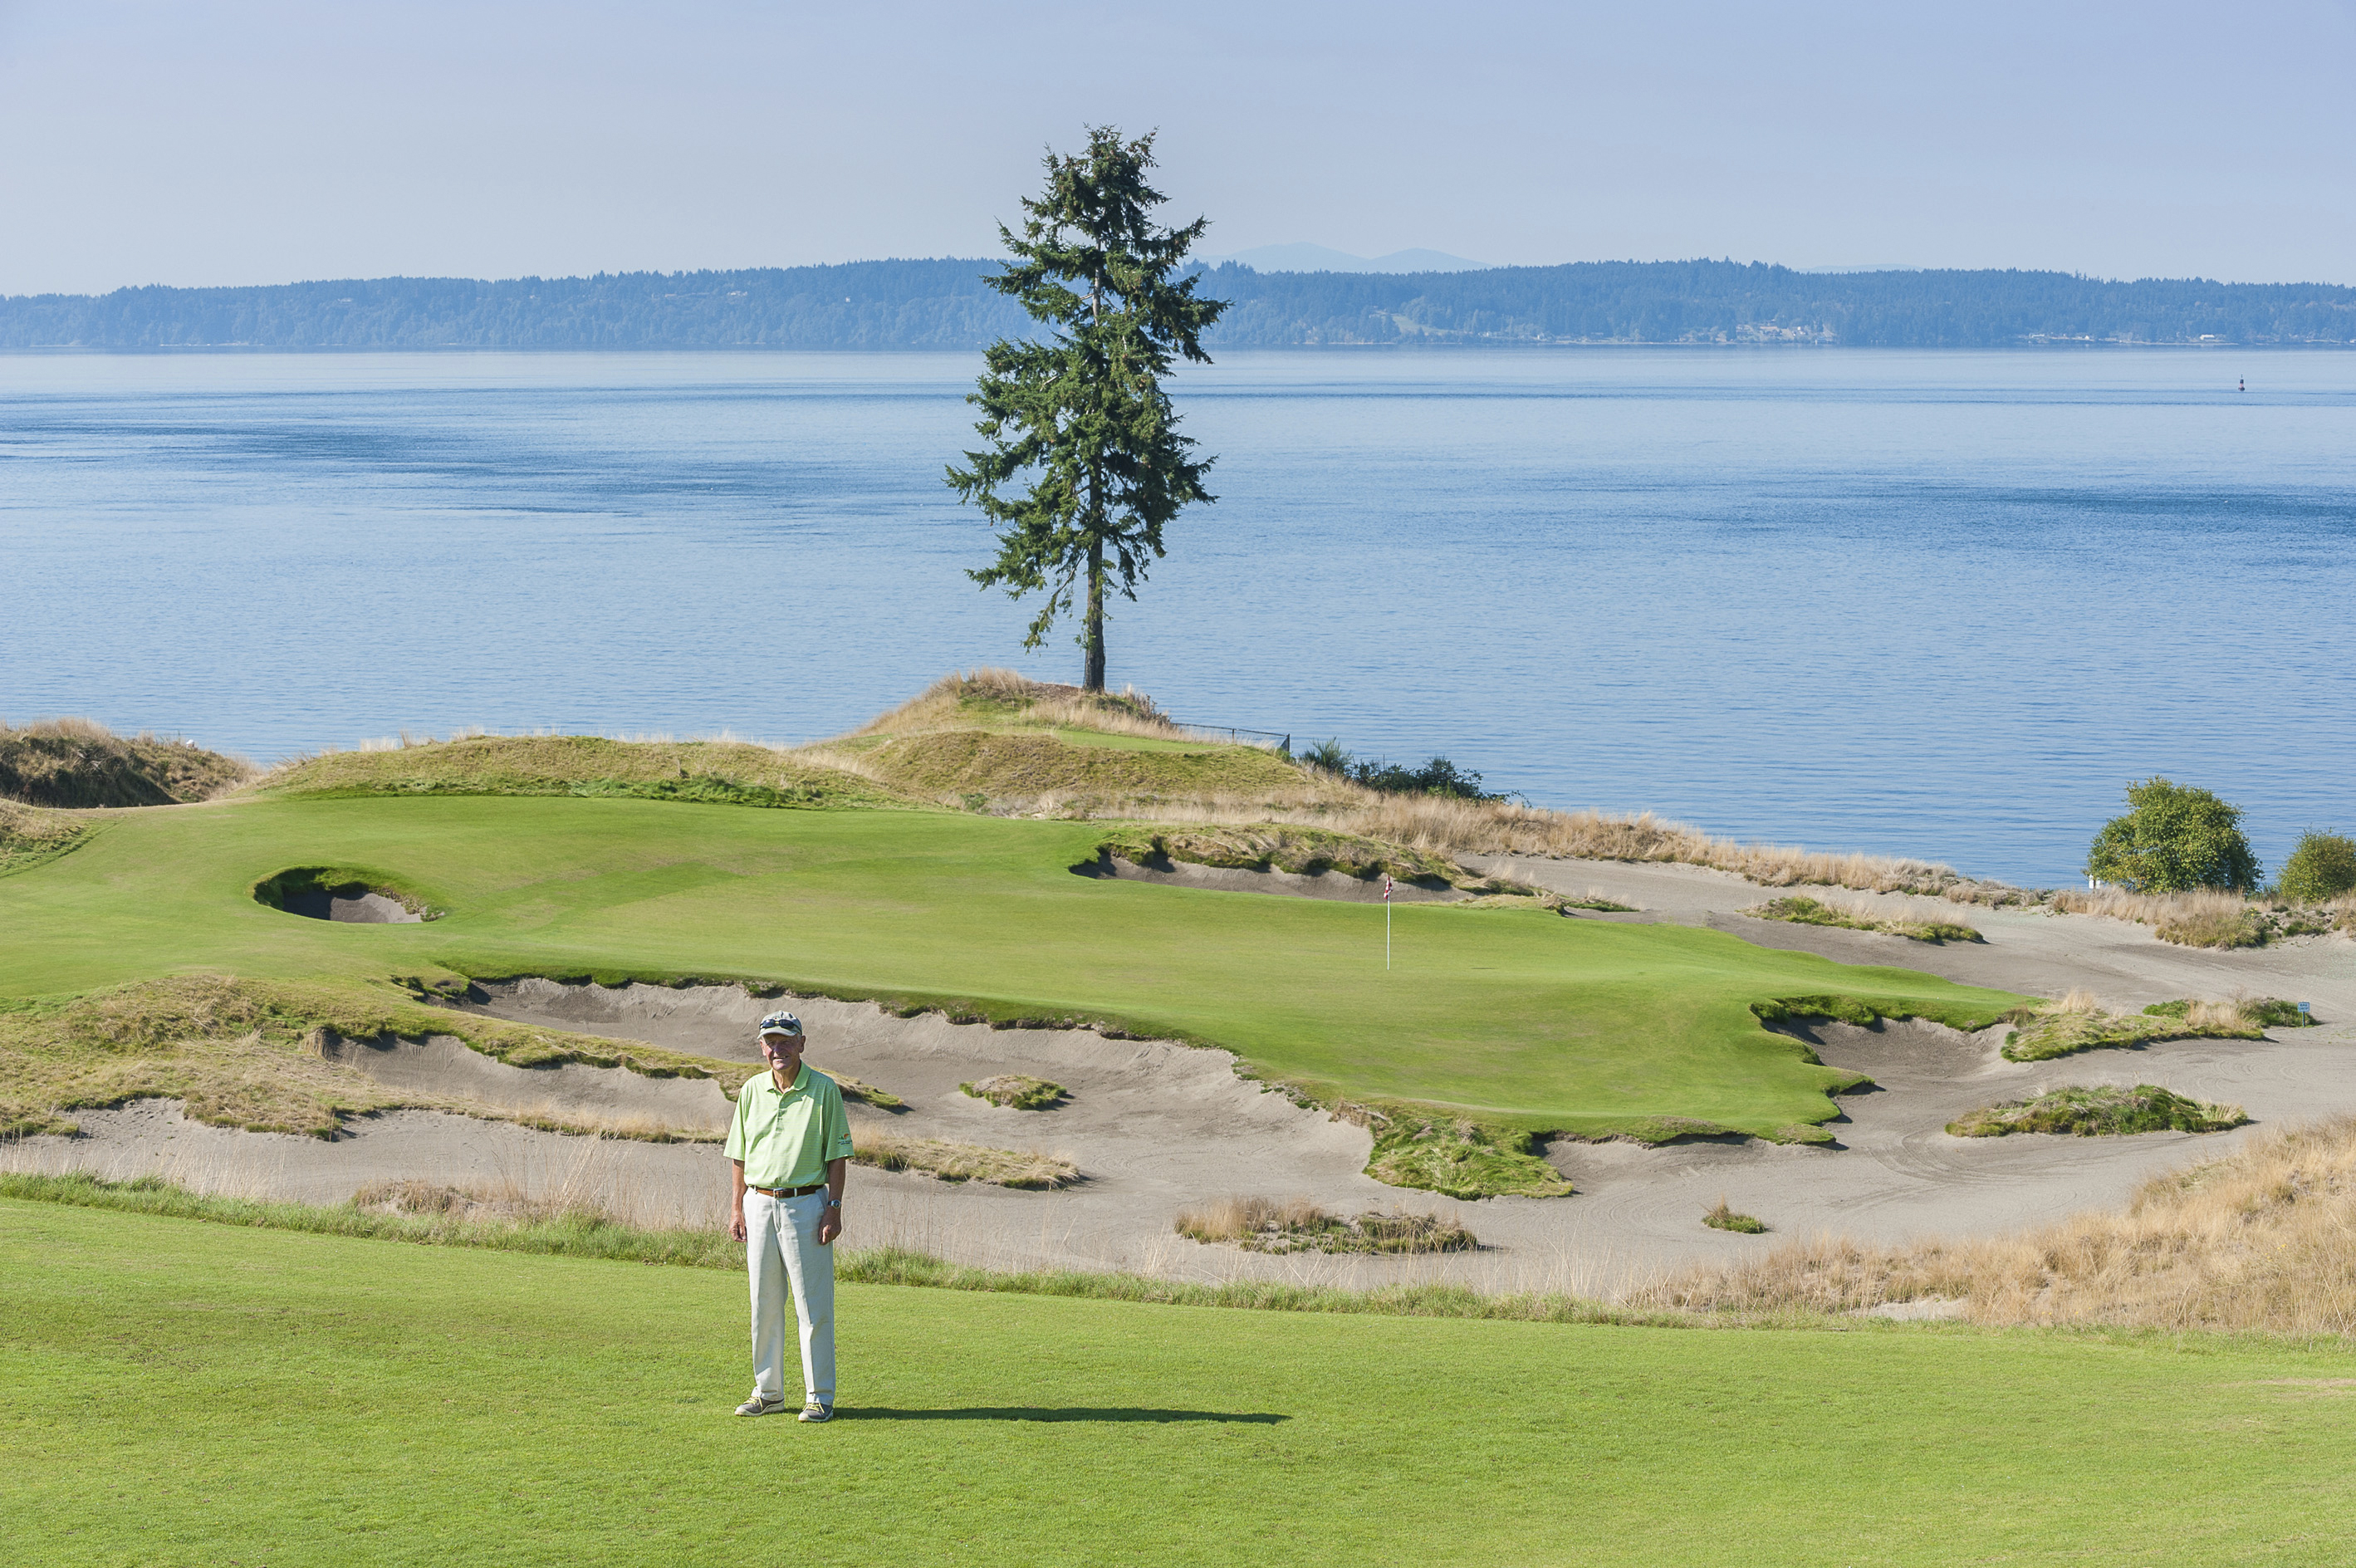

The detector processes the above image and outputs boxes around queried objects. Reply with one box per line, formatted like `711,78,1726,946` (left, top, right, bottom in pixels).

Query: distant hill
4,258,2352,350
1199,243,1491,274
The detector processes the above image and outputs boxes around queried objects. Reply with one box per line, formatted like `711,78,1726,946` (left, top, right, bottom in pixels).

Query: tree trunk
1083,535,1106,692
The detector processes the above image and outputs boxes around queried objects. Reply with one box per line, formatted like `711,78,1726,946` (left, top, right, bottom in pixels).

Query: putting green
8,1199,2354,1567
0,794,2023,1139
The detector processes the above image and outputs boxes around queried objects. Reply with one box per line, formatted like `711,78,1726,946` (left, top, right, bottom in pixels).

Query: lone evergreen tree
948,128,1227,692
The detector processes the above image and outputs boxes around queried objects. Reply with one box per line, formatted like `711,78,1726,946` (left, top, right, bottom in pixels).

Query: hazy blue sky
4,1,2354,294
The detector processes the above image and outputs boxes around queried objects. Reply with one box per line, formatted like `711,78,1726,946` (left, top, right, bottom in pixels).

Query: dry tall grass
2001,989,2272,1062
352,1175,620,1227
1,717,255,808
1174,1195,1479,1254
1638,1116,2356,1335
851,669,1183,741
0,798,92,874
3,716,118,741
854,1130,1079,1189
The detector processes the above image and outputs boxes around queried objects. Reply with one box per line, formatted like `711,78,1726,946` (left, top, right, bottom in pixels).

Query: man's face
760,1031,805,1078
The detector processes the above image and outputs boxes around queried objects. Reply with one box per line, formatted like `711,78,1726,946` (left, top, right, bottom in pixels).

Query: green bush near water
2278,831,2356,905
2085,777,2260,893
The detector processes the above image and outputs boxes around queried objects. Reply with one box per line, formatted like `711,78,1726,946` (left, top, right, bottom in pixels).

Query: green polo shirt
726,1064,855,1188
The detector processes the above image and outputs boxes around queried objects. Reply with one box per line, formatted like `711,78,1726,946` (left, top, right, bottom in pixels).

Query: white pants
746,1188,835,1406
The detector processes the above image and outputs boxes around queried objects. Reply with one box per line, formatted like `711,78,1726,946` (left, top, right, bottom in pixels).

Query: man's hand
816,1205,841,1247
728,1209,747,1243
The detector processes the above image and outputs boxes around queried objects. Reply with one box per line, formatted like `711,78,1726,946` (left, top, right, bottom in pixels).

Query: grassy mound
845,728,1310,811
960,1074,1068,1110
2004,992,2268,1062
1947,1084,2245,1138
1702,1199,1766,1233
259,733,909,811
0,801,96,878
1175,1196,1477,1254
1364,1118,1575,1199
854,1132,1077,1188
827,669,1341,814
0,718,252,807
1743,895,1981,944
2144,995,2316,1028
0,973,898,1141
14,1192,2356,1564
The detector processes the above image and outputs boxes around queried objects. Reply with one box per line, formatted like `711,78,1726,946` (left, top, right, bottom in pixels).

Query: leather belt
752,1183,828,1198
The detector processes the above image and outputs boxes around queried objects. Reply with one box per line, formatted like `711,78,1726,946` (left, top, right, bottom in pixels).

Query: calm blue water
3,348,2352,887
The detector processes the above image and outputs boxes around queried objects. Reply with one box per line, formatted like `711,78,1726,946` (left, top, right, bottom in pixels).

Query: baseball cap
757,1011,803,1038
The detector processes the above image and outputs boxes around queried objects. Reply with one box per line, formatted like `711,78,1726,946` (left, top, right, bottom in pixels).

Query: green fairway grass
0,795,2023,1142
7,1199,2356,1567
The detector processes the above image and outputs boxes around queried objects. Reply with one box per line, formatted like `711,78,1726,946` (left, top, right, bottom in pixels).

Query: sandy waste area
12,855,2355,1298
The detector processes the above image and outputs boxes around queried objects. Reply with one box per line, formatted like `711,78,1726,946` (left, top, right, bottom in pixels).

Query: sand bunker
289,889,420,924
1076,854,1464,903
316,1031,732,1133
19,858,2356,1296
255,867,426,924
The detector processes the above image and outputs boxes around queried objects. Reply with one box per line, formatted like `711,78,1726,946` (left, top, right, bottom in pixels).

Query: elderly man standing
727,1010,855,1422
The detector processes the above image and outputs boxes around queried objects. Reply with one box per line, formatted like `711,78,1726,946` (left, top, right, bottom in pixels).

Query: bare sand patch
316,1031,731,1135
1479,852,2356,1018
287,889,421,924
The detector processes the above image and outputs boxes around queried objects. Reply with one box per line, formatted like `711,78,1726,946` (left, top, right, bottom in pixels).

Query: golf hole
253,867,437,924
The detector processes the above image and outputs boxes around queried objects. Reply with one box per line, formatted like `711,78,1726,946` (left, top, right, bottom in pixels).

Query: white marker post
1384,874,1394,971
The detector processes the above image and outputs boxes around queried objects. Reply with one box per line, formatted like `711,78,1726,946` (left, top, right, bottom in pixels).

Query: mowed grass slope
10,1200,2356,1568
0,795,2022,1138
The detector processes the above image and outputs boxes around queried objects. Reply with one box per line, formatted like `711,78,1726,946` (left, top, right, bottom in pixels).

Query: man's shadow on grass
842,1408,1286,1425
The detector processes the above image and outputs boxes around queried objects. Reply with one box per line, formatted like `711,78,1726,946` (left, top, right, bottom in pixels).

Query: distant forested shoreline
5,258,2353,350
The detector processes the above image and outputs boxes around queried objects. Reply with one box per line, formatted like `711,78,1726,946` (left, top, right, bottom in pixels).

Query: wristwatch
821,1198,841,1210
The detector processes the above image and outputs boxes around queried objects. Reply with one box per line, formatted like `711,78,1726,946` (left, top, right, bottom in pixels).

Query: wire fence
1178,724,1291,752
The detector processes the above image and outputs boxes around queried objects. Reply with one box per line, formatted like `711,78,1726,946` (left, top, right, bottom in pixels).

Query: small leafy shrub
2278,831,2356,905
1174,1196,1477,1254
2085,777,2260,893
1947,1084,2245,1138
958,1074,1068,1110
1301,738,1501,801
1702,1198,1766,1233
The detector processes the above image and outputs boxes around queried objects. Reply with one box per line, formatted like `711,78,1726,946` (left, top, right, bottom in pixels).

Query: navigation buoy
2238,378,2246,392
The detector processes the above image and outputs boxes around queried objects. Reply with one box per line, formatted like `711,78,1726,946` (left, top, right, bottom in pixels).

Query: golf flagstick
1384,874,1393,971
